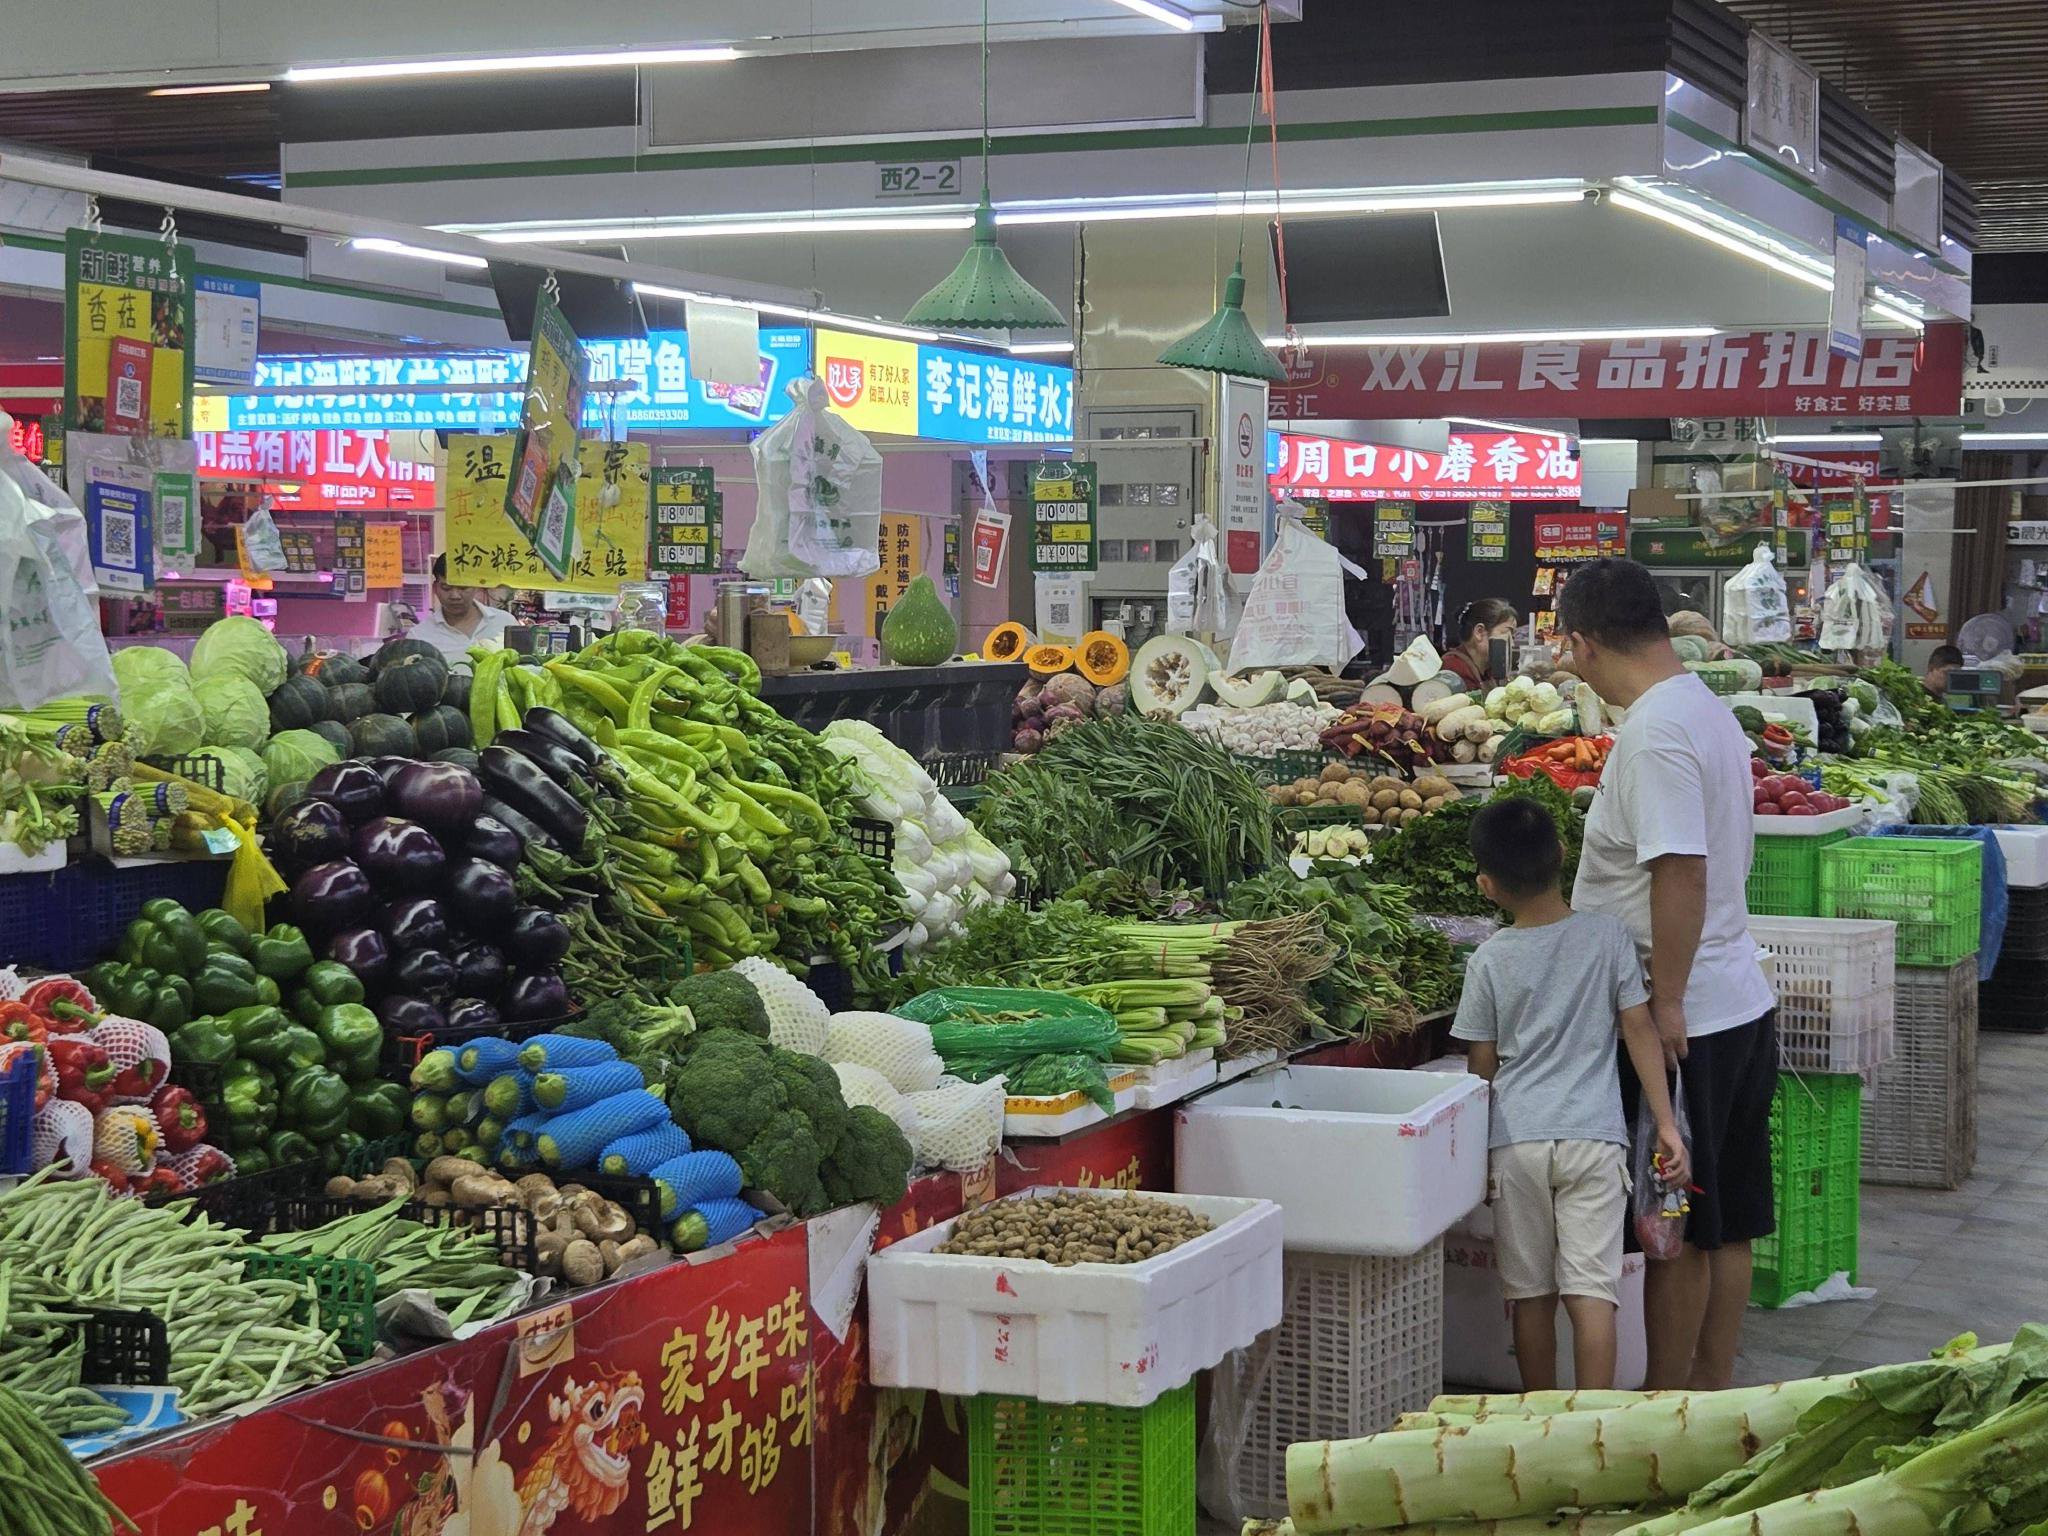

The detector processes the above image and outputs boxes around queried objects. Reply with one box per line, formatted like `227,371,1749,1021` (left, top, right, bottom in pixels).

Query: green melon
879,575,958,667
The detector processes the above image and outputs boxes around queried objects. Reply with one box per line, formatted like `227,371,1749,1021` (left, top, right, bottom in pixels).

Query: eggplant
291,859,375,933
522,707,601,769
466,815,525,871
453,943,508,1000
478,746,588,852
306,761,386,824
478,796,555,854
444,857,517,929
272,800,349,875
390,761,483,836
368,756,412,793
503,970,572,1023
444,997,501,1033
375,993,444,1034
392,947,457,1001
327,925,393,987
353,816,447,892
491,728,588,791
380,895,451,953
506,907,572,968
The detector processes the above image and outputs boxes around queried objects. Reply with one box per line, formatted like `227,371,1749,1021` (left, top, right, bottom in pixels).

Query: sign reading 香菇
816,329,1073,445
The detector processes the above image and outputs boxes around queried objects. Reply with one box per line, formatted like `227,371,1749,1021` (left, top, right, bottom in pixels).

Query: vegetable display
1266,765,1458,829
0,1381,137,1536
255,1196,526,1328
1366,774,1586,918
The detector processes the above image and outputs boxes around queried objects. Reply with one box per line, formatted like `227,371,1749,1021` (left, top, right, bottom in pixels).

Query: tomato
1754,794,1775,812
1757,802,1783,815
1785,804,1817,816
1750,757,1769,777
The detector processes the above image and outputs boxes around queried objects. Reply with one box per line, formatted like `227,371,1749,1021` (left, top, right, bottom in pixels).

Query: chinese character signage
1534,512,1627,562
817,328,1075,445
508,291,590,578
1271,325,1966,422
1029,461,1098,573
160,582,224,634
1826,479,1871,565
1630,525,1812,567
1746,31,1820,180
1221,376,1269,584
364,523,405,587
650,467,720,576
332,516,367,595
1372,500,1416,559
1468,500,1509,561
196,430,437,511
866,515,925,638
64,229,195,438
447,434,650,594
1269,429,1582,501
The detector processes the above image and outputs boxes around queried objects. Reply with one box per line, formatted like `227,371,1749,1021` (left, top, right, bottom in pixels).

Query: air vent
1818,84,1893,201
1943,171,1980,252
1669,0,1746,109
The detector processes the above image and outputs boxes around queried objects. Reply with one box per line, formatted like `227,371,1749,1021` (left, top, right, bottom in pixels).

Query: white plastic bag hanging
1225,507,1366,673
1721,543,1790,644
1166,515,1236,638
240,500,289,575
742,377,882,579
1818,562,1889,658
0,422,117,709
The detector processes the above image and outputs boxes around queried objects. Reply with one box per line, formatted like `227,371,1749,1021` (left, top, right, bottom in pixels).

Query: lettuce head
189,616,288,695
110,645,205,758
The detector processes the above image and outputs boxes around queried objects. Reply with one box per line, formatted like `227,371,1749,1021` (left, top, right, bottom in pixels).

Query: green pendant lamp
903,0,1065,331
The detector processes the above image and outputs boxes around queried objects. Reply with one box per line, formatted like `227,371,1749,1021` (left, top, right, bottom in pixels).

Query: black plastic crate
148,1157,322,1232
758,660,1027,761
78,1307,169,1387
2002,887,2048,961
276,1191,541,1275
1980,956,2048,1032
577,1170,666,1241
848,816,895,864
923,750,1003,788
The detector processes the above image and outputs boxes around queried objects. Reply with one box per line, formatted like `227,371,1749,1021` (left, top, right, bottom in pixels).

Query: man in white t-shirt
1556,558,1777,1393
404,554,514,668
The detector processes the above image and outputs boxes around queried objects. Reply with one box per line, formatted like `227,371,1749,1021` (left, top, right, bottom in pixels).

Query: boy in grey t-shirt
1451,796,1688,1391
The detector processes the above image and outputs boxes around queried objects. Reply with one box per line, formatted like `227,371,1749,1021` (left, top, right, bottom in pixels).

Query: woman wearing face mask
1442,598,1520,691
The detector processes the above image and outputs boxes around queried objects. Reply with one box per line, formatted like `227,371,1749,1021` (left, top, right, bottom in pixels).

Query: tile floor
1737,1026,2048,1382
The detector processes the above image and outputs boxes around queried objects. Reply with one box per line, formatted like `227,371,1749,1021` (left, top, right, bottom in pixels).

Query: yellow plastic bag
221,814,286,931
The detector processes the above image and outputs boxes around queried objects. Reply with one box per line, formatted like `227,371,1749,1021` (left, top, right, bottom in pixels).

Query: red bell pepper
135,1164,185,1197
46,1036,116,1115
153,1085,207,1154
90,1158,131,1193
21,976,98,1033
177,1145,235,1187
0,1001,45,1045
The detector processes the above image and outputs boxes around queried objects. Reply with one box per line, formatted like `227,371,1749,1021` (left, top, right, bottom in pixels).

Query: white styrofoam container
1753,804,1863,837
1443,1205,1647,1391
0,845,65,876
1129,1050,1217,1111
1174,1066,1488,1255
1216,1048,1278,1084
866,1185,1282,1406
1994,825,2048,889
1002,1078,1137,1139
1725,691,1819,739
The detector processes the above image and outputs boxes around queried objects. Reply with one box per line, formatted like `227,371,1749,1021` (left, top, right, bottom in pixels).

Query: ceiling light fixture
1267,325,1720,347
631,281,945,343
1009,341,1075,356
1962,431,2048,443
349,237,490,270
472,211,975,244
1609,190,1833,293
147,82,272,97
285,45,738,83
1105,0,1215,32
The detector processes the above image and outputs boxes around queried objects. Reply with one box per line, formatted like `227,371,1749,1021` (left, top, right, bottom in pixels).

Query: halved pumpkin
986,621,1034,663
1075,630,1130,687
1024,643,1075,676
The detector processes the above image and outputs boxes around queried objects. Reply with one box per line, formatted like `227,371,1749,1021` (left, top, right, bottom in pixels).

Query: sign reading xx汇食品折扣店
1029,461,1098,574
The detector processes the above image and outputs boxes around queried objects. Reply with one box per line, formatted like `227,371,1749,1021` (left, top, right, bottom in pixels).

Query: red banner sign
1273,430,1581,501
196,429,438,510
1532,511,1628,562
1274,324,1965,422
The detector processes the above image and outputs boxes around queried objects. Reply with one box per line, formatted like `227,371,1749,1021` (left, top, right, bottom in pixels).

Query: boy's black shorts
1621,1010,1778,1253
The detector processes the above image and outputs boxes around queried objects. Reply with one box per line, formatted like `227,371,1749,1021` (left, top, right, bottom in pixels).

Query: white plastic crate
1862,960,1977,1190
1174,1066,1488,1255
1752,916,1896,1073
866,1185,1282,1407
1200,1242,1444,1524
1442,1204,1647,1392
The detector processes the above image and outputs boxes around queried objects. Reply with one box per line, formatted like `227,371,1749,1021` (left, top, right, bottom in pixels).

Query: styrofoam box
1753,804,1863,837
1443,1205,1647,1392
1994,826,2048,889
1174,1066,1488,1255
866,1185,1283,1406
1726,691,1819,740
1216,1048,1278,1084
1002,1079,1137,1139
1130,1049,1217,1112
0,845,64,876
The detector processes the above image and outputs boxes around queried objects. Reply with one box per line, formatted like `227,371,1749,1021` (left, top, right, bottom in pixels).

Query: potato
1337,780,1373,806
1412,775,1454,800
1398,788,1423,809
1360,805,1381,824
1369,775,1406,795
1423,794,1448,812
1318,783,1344,802
1321,763,1348,784
1371,788,1402,810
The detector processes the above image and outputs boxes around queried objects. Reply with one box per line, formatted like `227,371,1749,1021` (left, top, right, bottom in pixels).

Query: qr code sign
1048,598,1073,629
114,373,143,422
103,511,136,563
540,491,569,553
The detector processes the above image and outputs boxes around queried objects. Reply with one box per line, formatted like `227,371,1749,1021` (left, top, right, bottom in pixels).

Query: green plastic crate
1751,1072,1861,1308
967,1383,1194,1536
244,1251,380,1365
1233,749,1328,788
1819,836,1982,967
1747,829,1849,917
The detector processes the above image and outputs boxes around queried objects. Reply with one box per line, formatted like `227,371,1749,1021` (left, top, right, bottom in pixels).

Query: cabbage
110,646,205,758
262,728,341,787
189,745,266,805
193,674,270,751
189,616,288,695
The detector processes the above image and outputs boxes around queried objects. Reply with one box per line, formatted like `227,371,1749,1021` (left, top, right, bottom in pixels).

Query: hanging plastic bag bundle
1817,562,1891,660
1225,503,1367,673
0,415,117,709
1166,515,1237,639
742,376,883,579
1721,542,1791,645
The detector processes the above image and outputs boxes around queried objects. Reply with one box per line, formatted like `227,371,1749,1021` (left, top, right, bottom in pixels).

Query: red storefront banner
1273,323,1965,422
196,428,438,510
1272,429,1581,501
1532,511,1628,561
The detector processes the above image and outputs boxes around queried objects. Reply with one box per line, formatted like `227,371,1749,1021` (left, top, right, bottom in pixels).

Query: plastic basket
1750,916,1895,1073
2002,886,2048,961
1862,960,1977,1190
152,1156,322,1232
1819,837,1981,968
0,1050,34,1175
849,816,896,864
1751,1073,1860,1308
1201,1242,1443,1523
277,1191,540,1275
1980,956,2048,1033
0,858,229,971
968,1382,1194,1536
1233,750,1328,789
79,1307,169,1386
1748,829,1850,917
243,1250,380,1365
924,750,1003,789
578,1170,667,1241
342,1135,415,1180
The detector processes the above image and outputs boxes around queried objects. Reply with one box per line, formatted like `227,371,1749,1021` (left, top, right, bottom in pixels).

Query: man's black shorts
1621,1010,1778,1253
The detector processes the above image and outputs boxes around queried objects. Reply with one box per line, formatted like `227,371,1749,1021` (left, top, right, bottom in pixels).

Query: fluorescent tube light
148,82,271,96
1009,341,1075,356
1609,190,1832,293
1765,433,1883,445
1105,0,1212,31
1963,432,2048,443
350,237,489,270
1267,326,1720,347
286,46,738,83
476,212,974,244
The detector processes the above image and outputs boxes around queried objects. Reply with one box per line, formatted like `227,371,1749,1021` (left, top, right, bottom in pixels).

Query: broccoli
666,1031,854,1216
669,970,770,1037
667,1031,781,1149
558,997,695,1079
740,1117,827,1217
772,1049,847,1158
821,1105,914,1211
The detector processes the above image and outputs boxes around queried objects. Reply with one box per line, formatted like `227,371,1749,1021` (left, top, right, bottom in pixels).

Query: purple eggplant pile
268,758,575,1039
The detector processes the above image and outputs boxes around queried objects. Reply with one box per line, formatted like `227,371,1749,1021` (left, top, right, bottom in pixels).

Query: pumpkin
374,651,450,714
411,705,473,756
295,650,370,687
307,719,353,757
265,778,312,821
438,670,472,713
1075,631,1130,688
985,622,1034,663
372,637,446,674
1024,644,1075,676
349,712,416,759
267,673,334,732
328,683,376,723
430,748,482,772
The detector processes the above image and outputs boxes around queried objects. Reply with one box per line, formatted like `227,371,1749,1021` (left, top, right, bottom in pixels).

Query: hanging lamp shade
1157,261,1287,384
903,195,1066,331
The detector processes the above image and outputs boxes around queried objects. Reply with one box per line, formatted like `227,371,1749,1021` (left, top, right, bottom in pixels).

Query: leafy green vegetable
111,645,205,757
189,744,267,804
261,727,341,788
1226,865,1459,1027
189,614,289,694
1365,775,1584,918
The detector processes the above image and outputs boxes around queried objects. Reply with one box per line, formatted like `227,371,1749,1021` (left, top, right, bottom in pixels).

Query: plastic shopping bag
1166,515,1237,639
1226,508,1366,673
0,431,117,709
240,501,289,575
1631,1065,1693,1262
1722,544,1790,645
743,377,882,579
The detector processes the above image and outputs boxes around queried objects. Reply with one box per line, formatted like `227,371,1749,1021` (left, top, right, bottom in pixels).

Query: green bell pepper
254,975,282,1007
169,1015,237,1068
279,1024,326,1074
97,965,192,1032
250,924,314,981
194,908,251,956
282,1065,350,1142
349,1080,410,1139
224,1005,292,1064
192,953,262,1015
233,1146,272,1176
326,1130,367,1174
126,899,208,973
314,1003,382,1078
265,1128,318,1167
220,1069,277,1148
117,919,184,977
292,962,366,1027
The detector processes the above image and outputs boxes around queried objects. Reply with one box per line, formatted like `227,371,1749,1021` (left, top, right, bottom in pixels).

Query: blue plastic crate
0,859,230,972
0,1050,35,1175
